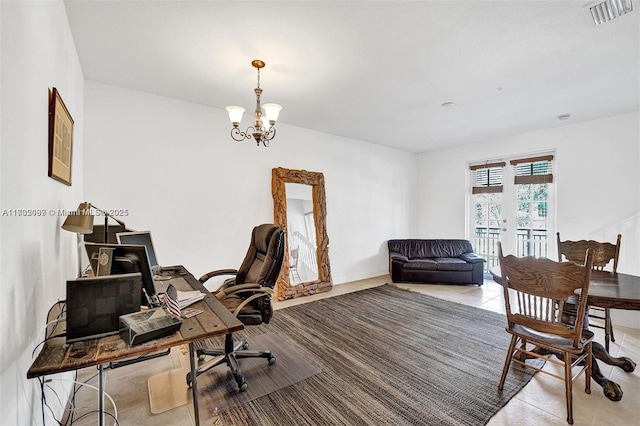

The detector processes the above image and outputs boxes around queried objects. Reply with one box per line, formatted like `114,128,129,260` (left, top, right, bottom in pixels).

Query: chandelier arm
264,127,277,141
230,127,252,142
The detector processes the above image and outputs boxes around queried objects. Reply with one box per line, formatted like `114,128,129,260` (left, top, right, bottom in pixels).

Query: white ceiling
63,0,640,153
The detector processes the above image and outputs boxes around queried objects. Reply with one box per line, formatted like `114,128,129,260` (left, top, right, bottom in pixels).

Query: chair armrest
460,252,486,264
389,252,409,262
231,289,274,317
199,268,238,284
215,282,262,300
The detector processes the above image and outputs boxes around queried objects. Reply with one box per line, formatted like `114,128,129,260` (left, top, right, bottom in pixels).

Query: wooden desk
490,266,639,401
27,265,243,426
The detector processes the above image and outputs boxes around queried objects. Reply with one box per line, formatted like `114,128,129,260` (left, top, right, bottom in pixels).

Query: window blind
470,162,505,194
510,155,553,184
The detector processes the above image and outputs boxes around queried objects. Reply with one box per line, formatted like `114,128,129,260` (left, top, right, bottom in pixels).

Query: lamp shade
61,202,94,234
225,106,246,124
263,103,282,123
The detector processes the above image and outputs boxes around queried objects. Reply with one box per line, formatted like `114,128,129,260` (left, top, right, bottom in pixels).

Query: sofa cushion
389,240,428,259
435,258,474,271
404,259,438,270
427,240,473,258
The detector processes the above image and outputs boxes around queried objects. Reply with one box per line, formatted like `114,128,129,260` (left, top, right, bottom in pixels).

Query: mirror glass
285,183,318,284
272,167,332,300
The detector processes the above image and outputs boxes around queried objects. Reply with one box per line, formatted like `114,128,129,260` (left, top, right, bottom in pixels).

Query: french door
470,153,555,272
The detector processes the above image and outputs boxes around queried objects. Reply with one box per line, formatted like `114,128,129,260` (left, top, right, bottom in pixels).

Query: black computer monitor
116,231,160,273
66,272,142,343
85,242,157,306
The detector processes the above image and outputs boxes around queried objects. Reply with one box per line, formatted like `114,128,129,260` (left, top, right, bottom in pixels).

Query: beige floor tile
488,397,568,426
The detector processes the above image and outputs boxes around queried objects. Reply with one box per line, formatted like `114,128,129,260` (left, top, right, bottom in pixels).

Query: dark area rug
197,284,540,425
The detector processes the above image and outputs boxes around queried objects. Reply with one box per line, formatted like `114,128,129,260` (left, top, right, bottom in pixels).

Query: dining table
490,266,640,401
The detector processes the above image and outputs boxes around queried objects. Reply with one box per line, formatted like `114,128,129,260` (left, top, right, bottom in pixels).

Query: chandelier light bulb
225,106,246,126
263,103,282,124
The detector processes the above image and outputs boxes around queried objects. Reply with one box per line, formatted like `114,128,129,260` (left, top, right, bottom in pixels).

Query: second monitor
85,242,157,306
115,230,171,281
116,231,160,273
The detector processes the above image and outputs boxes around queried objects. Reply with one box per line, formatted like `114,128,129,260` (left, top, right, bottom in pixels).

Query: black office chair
186,224,285,391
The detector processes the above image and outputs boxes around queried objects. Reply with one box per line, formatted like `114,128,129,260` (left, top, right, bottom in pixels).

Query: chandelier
225,60,282,147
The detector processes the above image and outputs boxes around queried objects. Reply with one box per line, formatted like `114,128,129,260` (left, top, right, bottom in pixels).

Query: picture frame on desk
48,87,74,186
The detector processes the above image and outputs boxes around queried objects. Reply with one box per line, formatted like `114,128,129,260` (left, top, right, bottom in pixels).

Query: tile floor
61,275,639,425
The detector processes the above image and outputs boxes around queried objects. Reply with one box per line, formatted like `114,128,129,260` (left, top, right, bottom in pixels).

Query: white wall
0,1,85,424
418,111,640,327
83,82,418,286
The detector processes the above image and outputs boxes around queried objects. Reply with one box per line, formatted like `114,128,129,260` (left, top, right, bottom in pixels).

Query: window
470,162,505,194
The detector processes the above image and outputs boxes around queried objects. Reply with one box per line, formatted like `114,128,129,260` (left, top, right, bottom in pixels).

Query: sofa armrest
460,252,486,264
389,252,409,262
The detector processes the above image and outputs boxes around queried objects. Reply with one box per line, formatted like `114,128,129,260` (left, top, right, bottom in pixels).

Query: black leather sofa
387,239,485,285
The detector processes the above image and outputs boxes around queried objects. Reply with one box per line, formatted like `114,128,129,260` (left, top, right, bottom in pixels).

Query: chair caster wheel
234,372,247,391
268,355,276,365
186,372,193,388
198,353,206,361
235,376,249,392
242,342,249,350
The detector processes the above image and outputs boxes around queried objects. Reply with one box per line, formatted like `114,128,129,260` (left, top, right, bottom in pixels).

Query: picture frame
48,87,74,186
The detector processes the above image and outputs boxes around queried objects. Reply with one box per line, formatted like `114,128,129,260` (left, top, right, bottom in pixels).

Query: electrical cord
39,378,119,426
62,370,80,426
40,379,64,426
33,301,118,425
71,410,120,426
35,300,67,425
33,301,67,357
32,333,67,358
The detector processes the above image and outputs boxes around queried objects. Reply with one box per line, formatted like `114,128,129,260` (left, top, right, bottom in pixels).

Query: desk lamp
61,202,126,277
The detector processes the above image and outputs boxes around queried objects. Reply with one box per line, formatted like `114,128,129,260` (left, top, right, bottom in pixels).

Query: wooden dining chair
557,232,621,351
497,243,594,425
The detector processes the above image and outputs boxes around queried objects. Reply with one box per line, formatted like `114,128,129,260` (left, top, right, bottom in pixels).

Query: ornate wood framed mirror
272,167,332,300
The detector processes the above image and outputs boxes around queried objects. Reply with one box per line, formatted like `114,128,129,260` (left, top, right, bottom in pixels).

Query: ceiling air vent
586,0,633,25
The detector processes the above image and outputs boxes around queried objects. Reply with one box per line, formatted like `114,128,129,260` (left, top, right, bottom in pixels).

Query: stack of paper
165,284,206,314
175,289,206,309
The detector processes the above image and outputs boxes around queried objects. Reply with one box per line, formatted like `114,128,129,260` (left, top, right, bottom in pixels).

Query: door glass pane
515,183,549,258
474,192,502,272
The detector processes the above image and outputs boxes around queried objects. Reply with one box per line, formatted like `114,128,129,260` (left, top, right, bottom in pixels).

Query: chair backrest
235,224,285,289
557,232,621,273
498,242,594,347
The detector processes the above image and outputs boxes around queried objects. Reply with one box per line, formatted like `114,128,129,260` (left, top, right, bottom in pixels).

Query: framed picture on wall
48,87,74,186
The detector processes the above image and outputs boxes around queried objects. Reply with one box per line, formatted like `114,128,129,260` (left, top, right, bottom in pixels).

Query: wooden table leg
591,341,636,401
